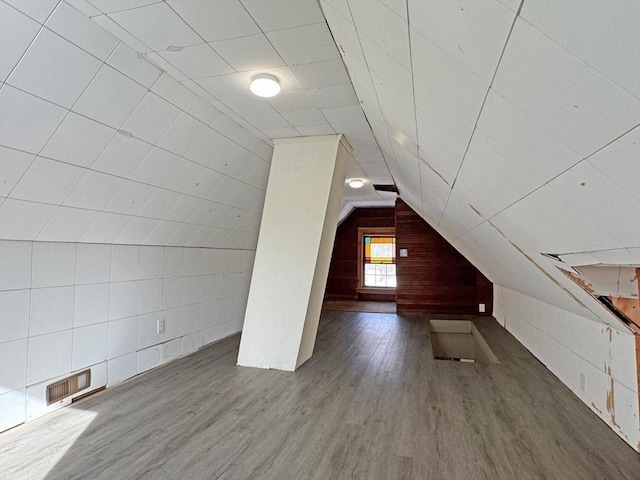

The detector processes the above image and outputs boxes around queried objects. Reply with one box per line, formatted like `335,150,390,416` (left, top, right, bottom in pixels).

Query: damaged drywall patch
562,270,596,296
605,377,621,429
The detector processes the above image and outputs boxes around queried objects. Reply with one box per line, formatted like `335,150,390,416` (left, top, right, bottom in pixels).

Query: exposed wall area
0,240,253,432
325,207,395,300
493,286,640,450
396,199,492,315
325,200,492,315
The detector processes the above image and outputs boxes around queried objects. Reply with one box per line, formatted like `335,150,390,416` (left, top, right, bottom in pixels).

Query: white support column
237,135,351,371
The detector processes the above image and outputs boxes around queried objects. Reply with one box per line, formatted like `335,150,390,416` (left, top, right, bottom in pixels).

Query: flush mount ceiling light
250,73,281,97
348,179,364,189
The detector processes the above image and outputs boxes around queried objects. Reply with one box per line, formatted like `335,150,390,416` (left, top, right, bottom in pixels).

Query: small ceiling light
349,179,364,189
250,74,281,97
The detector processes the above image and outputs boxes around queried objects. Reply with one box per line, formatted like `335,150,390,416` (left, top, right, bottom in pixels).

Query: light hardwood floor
1,312,639,479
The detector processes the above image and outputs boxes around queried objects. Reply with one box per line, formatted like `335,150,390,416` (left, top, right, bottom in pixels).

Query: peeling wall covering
494,285,640,452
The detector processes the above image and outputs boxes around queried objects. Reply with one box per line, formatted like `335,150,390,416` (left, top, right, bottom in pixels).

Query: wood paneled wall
325,207,395,300
325,201,493,315
395,199,492,315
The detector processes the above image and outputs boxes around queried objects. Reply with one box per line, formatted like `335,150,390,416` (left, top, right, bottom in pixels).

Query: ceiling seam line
237,0,297,132
452,121,640,241
437,0,524,228
405,0,423,211
91,0,164,17
342,0,401,186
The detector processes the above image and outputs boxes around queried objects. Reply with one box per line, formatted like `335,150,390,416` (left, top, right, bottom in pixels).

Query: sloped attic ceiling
0,0,638,331
0,0,396,251
321,0,639,330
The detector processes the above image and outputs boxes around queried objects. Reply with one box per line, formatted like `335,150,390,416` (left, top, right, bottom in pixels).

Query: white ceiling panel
63,170,125,210
475,90,582,181
418,160,449,223
186,169,224,198
295,124,335,136
348,0,410,70
520,0,640,98
138,188,181,219
186,130,228,168
79,211,132,243
158,44,233,80
492,18,640,157
4,0,59,23
438,189,485,241
161,158,203,193
10,157,85,205
106,42,162,88
73,64,146,128
37,205,99,242
266,89,315,113
121,92,181,144
167,0,259,42
452,129,545,220
92,14,152,53
305,85,358,110
0,198,58,240
281,109,326,127
290,58,350,89
114,216,160,244
320,1,364,64
164,195,201,222
109,2,201,51
91,133,152,178
143,220,181,245
196,73,250,100
210,34,284,72
158,113,206,157
358,35,412,97
89,0,160,15
0,86,66,154
408,0,514,83
0,147,35,198
256,127,300,139
0,2,41,82
373,73,417,145
587,126,640,201
246,113,290,130
266,23,339,65
409,26,488,124
105,180,155,215
415,81,475,184
7,28,101,109
224,96,276,118
145,51,187,81
241,0,324,32
492,185,624,255
548,161,640,248
46,1,119,61
41,112,116,168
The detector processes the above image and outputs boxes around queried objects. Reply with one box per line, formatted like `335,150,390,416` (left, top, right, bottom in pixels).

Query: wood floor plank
1,312,638,480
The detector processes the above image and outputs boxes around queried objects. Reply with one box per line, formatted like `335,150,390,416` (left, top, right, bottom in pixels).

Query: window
362,234,396,288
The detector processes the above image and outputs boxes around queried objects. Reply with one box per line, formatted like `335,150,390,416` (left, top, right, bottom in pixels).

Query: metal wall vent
46,370,91,405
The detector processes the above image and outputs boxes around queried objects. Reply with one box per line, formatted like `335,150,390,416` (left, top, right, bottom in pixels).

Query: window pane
362,234,397,288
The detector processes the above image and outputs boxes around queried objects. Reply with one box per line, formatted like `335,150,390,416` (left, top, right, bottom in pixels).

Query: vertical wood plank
395,199,493,315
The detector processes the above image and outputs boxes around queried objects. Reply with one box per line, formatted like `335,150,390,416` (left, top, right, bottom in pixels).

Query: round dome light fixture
348,179,364,189
250,73,281,98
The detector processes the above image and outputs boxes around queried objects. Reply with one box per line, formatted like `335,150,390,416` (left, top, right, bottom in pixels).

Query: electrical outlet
157,317,166,334
478,303,486,313
580,372,586,392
